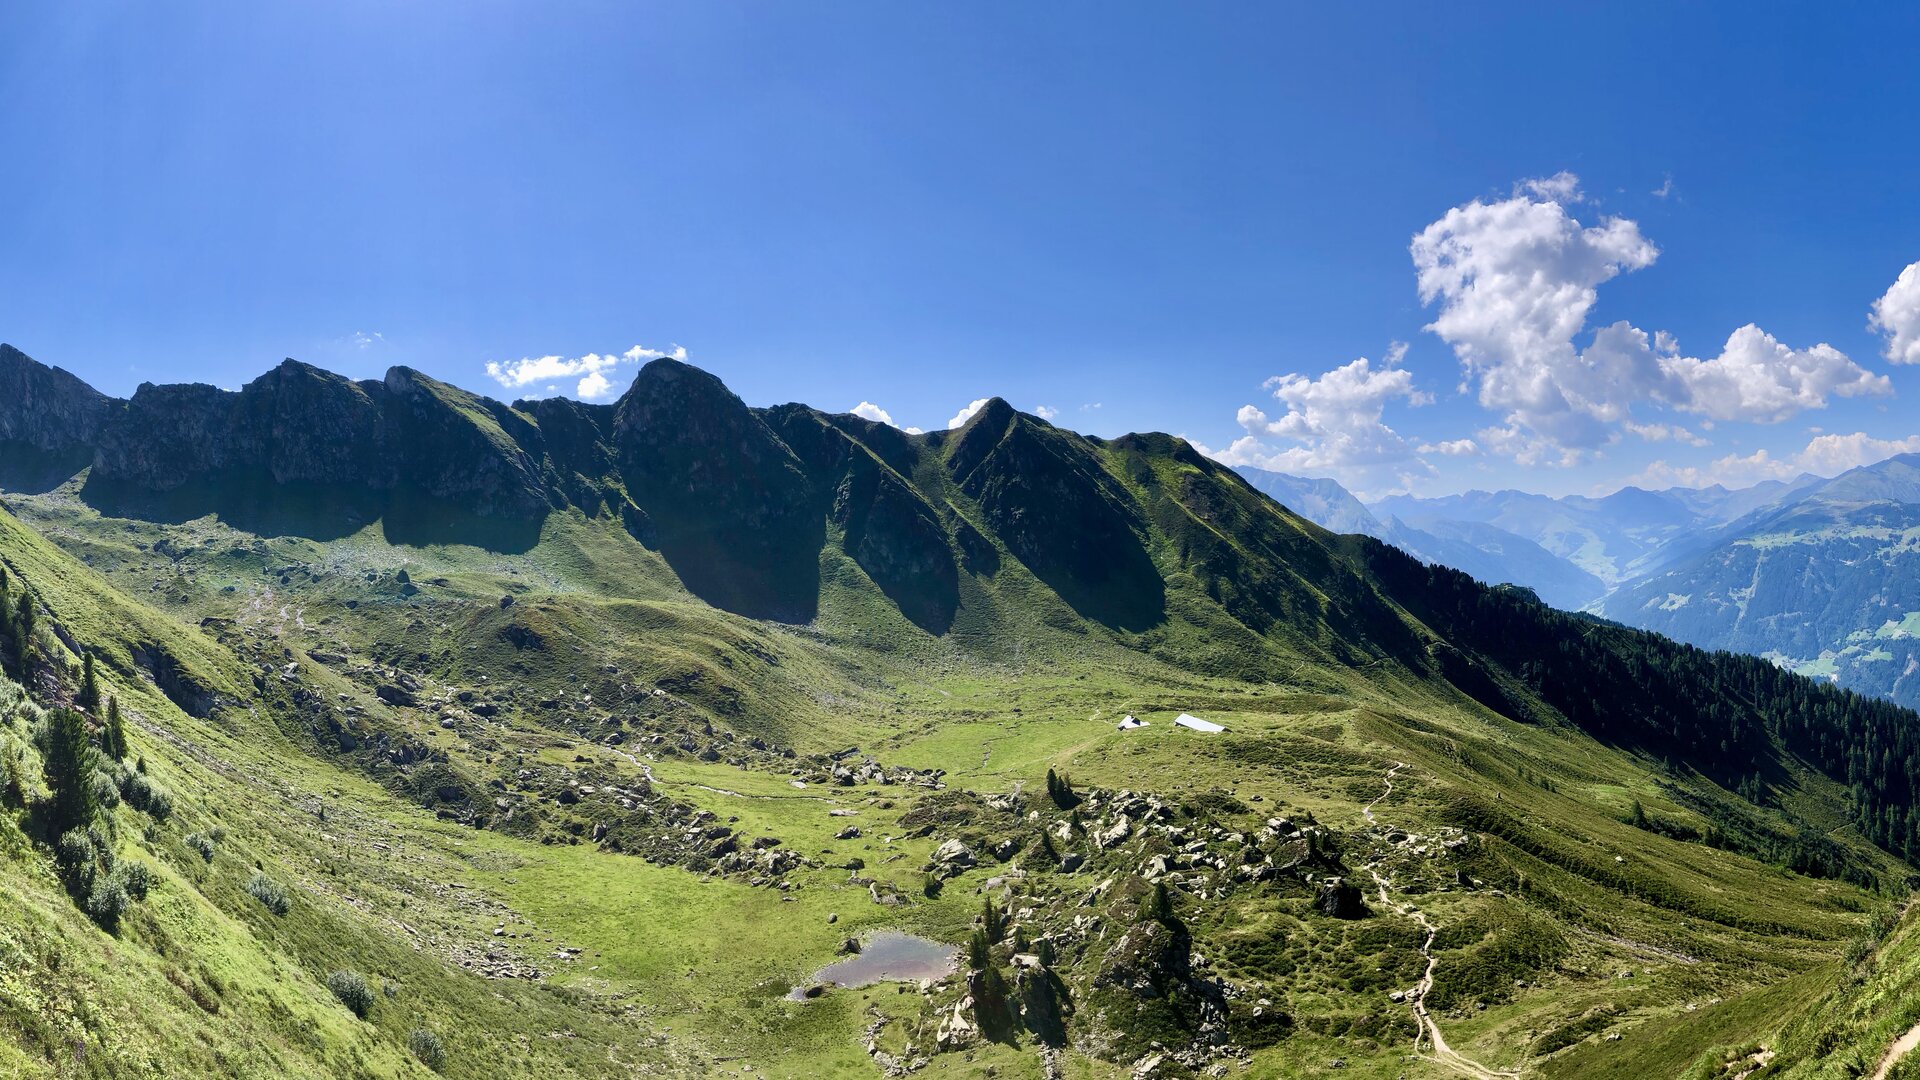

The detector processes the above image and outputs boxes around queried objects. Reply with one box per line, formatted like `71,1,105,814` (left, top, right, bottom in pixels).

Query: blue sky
3,3,1918,498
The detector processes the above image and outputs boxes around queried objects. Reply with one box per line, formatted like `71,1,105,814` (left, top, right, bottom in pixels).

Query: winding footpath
1363,763,1522,1080
1870,1021,1920,1080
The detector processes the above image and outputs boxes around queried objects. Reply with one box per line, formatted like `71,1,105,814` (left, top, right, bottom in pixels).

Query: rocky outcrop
87,360,547,519
764,404,961,632
377,367,548,518
945,400,1165,630
614,359,822,621
1314,876,1367,919
0,344,116,457
94,381,239,490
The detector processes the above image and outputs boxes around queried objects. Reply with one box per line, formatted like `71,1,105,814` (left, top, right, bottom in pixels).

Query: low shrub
185,831,216,862
407,1028,447,1070
245,871,290,916
327,970,374,1018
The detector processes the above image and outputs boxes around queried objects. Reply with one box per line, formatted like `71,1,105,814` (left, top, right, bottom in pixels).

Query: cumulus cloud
1412,179,1659,455
1661,324,1887,421
848,400,925,434
1626,432,1920,490
851,401,895,425
1203,343,1437,496
1412,174,1884,464
1626,421,1710,447
1872,259,1920,364
1034,405,1059,420
947,398,993,429
1520,171,1583,202
350,331,384,350
485,344,688,401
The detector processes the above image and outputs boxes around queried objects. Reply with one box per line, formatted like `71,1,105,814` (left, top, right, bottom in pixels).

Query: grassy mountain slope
1,354,1918,1077
1605,455,1920,710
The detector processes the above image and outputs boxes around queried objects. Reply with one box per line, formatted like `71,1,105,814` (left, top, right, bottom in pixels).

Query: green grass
0,471,1910,1078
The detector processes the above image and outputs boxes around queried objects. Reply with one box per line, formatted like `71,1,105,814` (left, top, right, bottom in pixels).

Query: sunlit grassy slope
0,406,1913,1079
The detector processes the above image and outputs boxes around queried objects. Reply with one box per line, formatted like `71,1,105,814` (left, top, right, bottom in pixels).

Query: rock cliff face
1,348,1192,635
87,361,548,518
0,343,116,456
614,359,823,621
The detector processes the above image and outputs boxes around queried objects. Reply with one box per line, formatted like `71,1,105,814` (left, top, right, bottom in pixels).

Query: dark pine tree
105,697,128,761
78,651,99,713
41,708,99,835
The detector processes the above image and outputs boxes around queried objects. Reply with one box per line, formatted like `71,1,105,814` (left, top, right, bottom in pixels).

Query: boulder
1314,877,1367,919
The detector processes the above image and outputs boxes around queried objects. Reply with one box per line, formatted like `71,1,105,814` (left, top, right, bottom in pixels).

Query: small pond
786,932,956,1000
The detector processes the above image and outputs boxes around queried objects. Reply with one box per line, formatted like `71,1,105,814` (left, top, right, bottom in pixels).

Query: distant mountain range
1238,458,1920,709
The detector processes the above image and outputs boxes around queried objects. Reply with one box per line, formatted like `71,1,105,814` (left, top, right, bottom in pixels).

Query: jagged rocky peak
235,359,390,485
0,343,117,454
376,366,549,517
93,380,243,490
613,359,823,620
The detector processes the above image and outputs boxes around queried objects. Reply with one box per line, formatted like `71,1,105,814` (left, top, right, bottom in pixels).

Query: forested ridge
1370,543,1920,862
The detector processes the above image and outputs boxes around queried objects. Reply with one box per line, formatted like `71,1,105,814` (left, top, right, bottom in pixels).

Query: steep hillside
1605,456,1920,709
1,348,1917,1078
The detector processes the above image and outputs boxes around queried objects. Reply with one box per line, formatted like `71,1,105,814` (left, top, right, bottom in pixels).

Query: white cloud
851,401,895,426
1660,324,1887,422
1412,181,1659,454
1418,438,1479,456
947,398,993,429
1871,259,1920,364
1626,421,1709,447
1519,171,1583,202
847,401,924,434
485,344,688,401
1412,174,1884,461
1626,432,1920,490
350,331,384,350
1034,405,1059,420
1651,175,1674,199
1207,343,1438,494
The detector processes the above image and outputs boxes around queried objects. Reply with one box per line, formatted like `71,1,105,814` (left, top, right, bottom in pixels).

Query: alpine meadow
0,343,1917,1078
7,6,1920,1079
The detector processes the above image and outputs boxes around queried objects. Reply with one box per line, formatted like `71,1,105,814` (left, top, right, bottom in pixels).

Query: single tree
105,697,128,760
14,591,37,668
42,708,99,834
981,897,1007,943
1046,767,1079,810
78,651,100,713
967,928,993,971
1143,880,1175,925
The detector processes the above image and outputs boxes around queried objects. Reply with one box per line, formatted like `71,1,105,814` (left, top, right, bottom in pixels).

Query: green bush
185,831,217,862
120,861,153,902
327,970,375,1018
245,871,291,916
121,771,171,819
82,857,150,928
0,733,30,805
55,828,96,875
407,1028,447,1070
87,769,121,811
